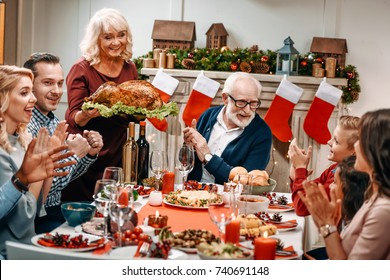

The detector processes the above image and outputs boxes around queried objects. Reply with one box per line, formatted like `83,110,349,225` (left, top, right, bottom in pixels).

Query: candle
225,219,240,244
153,48,162,68
159,51,167,68
143,58,155,68
254,235,276,260
149,190,163,206
282,60,290,72
162,171,175,194
325,57,336,78
147,210,168,234
166,53,175,69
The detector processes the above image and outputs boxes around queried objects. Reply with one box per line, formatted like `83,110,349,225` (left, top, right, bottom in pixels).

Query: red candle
254,237,276,260
225,219,240,244
162,171,175,194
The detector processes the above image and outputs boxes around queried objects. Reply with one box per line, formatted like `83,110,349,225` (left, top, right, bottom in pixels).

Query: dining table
21,188,305,260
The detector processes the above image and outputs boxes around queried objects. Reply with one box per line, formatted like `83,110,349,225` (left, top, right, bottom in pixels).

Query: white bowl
237,195,269,215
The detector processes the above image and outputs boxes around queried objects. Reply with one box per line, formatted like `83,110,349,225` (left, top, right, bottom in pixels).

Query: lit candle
147,210,168,234
225,218,240,244
254,233,276,260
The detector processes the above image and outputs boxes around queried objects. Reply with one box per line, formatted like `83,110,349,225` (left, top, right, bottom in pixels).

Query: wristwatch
319,224,338,238
203,153,213,165
12,174,29,192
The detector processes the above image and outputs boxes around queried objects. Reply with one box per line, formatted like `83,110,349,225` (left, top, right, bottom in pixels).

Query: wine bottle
122,122,138,184
137,121,150,185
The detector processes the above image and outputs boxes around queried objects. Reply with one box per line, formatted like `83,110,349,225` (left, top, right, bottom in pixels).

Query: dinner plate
267,204,295,213
109,246,188,259
162,198,209,210
31,233,104,252
176,183,224,192
274,224,299,232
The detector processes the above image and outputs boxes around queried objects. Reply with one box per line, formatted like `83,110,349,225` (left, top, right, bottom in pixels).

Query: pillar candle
167,53,175,69
159,51,167,68
153,48,162,68
225,219,240,244
162,171,175,194
143,58,155,68
254,237,276,260
312,63,322,76
325,57,336,78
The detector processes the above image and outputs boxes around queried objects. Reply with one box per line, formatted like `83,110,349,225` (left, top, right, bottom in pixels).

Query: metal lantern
276,36,299,76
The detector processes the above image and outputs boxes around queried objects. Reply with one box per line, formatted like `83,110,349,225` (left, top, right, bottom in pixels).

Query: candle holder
149,190,163,206
147,214,168,235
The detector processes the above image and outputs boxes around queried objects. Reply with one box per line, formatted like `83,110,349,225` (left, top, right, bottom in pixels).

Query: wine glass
237,173,253,216
149,151,168,190
208,185,234,243
176,144,195,185
93,179,116,239
108,184,134,247
102,167,123,186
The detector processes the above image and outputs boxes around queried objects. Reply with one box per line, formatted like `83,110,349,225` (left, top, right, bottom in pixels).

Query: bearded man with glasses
183,72,272,184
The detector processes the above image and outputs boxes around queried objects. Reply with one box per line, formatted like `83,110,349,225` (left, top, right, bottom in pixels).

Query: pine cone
181,58,196,70
240,62,252,73
249,45,259,53
252,62,270,74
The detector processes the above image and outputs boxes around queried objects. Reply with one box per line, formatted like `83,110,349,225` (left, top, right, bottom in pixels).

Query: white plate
162,198,209,210
197,247,253,260
274,224,299,232
31,233,104,252
109,246,188,260
267,205,295,213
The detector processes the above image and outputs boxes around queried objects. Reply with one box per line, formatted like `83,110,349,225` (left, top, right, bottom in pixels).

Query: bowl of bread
228,167,276,195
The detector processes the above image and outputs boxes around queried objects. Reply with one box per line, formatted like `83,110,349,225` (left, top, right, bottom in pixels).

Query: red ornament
316,57,323,63
300,60,308,67
261,55,269,62
230,62,238,71
346,72,355,79
187,52,194,59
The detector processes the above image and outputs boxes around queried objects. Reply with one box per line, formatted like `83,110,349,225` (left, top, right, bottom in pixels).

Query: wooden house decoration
206,23,229,49
151,20,196,50
310,37,348,67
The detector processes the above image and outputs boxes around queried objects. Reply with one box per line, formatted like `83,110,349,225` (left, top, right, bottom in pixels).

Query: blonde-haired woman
64,8,138,202
0,65,67,257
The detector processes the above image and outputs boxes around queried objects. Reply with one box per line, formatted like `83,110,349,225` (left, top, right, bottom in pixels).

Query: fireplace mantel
141,68,348,192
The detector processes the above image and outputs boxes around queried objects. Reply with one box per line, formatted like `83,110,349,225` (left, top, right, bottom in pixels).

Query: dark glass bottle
137,121,150,185
123,122,138,184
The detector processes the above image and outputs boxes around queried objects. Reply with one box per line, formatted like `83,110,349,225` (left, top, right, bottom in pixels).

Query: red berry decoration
187,52,194,59
230,62,238,71
261,55,269,62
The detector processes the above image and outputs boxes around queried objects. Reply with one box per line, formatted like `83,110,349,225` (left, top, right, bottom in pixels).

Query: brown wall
2,0,18,65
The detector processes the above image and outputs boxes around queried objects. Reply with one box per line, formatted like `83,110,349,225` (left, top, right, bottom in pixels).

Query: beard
225,102,255,128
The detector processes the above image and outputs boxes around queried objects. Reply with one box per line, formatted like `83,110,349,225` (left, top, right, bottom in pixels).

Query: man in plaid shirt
24,53,104,233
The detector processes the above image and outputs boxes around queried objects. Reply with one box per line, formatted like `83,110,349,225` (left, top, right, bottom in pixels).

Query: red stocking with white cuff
303,80,342,144
264,79,303,142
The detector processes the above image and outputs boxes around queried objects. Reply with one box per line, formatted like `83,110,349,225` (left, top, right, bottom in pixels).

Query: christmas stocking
148,69,179,131
303,80,342,144
264,79,303,142
182,71,220,126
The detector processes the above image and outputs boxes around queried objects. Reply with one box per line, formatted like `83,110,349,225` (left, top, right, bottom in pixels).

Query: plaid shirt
28,108,97,207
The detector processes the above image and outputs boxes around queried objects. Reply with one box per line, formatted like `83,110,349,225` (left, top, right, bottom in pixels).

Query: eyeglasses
228,94,261,109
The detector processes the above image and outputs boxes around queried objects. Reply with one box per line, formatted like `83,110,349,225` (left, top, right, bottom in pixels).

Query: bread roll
229,166,248,181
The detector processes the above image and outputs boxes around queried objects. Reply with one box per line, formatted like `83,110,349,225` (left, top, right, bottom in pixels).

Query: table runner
137,202,219,235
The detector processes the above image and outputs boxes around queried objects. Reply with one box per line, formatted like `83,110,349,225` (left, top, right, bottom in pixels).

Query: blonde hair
338,115,360,149
0,65,33,153
80,8,133,65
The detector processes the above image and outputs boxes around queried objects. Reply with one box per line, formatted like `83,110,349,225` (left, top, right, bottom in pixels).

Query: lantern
276,36,300,76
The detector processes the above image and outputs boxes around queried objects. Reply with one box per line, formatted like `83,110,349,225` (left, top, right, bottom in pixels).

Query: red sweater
290,163,337,216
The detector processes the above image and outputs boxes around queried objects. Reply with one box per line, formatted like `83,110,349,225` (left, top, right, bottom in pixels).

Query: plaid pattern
28,108,97,207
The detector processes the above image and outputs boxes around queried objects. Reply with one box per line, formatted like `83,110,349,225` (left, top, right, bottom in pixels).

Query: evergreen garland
134,47,360,105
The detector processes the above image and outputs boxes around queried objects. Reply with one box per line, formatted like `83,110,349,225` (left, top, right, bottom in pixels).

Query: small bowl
61,202,96,227
251,178,277,195
237,194,269,214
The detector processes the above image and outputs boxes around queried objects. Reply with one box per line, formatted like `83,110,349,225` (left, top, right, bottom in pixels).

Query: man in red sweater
289,115,360,216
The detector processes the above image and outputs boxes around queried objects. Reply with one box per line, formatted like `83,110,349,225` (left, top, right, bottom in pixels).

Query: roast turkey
84,80,163,111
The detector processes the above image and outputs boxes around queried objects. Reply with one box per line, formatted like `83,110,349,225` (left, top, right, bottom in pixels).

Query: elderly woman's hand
83,130,104,157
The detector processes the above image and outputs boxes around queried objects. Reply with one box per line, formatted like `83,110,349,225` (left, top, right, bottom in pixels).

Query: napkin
92,240,114,255
276,246,298,259
273,219,297,229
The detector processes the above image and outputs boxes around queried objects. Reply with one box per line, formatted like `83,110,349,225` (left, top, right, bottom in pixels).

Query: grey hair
222,72,262,98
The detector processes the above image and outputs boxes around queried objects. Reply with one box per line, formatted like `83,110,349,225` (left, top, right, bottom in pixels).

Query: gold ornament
220,46,230,52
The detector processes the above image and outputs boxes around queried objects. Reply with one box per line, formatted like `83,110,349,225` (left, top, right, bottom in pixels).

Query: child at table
288,115,360,216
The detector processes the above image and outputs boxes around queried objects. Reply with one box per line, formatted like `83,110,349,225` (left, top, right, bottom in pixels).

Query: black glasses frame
228,94,261,109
